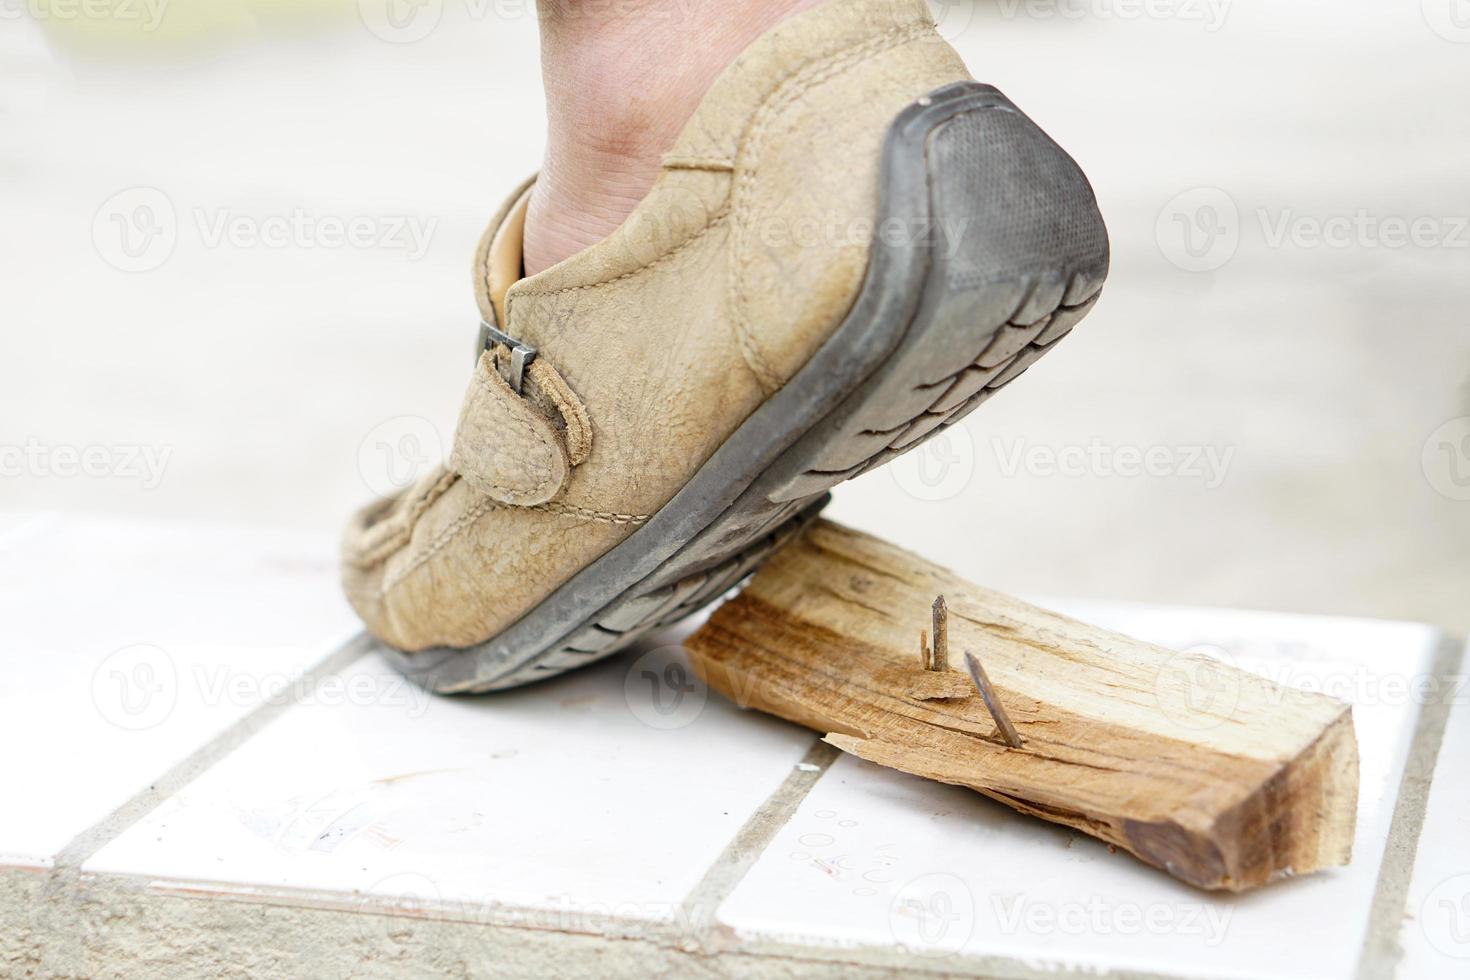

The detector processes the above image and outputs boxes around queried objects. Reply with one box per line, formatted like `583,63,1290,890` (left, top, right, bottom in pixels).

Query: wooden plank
685,519,1358,892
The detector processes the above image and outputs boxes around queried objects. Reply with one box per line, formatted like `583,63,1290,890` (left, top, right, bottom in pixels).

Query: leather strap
448,348,592,506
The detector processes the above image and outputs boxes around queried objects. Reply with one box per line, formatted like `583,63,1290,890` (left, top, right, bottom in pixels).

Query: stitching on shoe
374,496,652,600
536,500,651,525
378,494,500,598
524,356,593,465
729,23,934,392
349,467,458,569
508,209,732,306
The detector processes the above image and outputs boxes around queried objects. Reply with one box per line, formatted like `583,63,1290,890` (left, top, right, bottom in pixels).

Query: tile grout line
1353,633,1467,980
52,631,375,871
679,738,842,948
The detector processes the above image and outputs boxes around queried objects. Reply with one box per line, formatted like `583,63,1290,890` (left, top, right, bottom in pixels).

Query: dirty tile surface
717,605,1444,980
84,648,816,926
0,514,356,869
1398,640,1470,980
5,508,1457,978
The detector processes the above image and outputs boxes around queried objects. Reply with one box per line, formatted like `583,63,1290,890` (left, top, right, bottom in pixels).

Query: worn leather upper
342,0,971,652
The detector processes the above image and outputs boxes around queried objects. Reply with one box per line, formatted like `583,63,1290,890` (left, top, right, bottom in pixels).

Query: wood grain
685,519,1358,892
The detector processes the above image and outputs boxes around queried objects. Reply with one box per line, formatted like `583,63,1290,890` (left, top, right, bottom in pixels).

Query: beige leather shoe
342,0,1110,692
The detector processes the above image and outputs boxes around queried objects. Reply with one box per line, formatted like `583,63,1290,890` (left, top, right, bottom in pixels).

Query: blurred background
2,0,1467,633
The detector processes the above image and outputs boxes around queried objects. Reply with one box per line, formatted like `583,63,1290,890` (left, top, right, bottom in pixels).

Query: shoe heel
765,81,1111,500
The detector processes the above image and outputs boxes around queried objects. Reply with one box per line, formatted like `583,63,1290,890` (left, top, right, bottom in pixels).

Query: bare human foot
522,0,825,276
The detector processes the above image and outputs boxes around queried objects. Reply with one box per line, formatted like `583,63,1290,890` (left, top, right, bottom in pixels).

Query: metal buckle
476,319,538,394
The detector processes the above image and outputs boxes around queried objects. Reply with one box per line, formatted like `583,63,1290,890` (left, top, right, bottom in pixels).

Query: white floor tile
1398,640,1470,980
0,515,357,869
717,606,1443,980
0,510,60,550
83,646,815,929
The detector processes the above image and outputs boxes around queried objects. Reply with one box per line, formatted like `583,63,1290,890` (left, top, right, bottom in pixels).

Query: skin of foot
523,0,826,276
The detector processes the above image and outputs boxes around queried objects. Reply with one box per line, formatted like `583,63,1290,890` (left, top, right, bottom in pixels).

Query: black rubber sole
381,81,1110,693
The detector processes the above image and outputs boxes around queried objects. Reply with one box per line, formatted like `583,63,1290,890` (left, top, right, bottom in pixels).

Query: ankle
523,0,825,275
